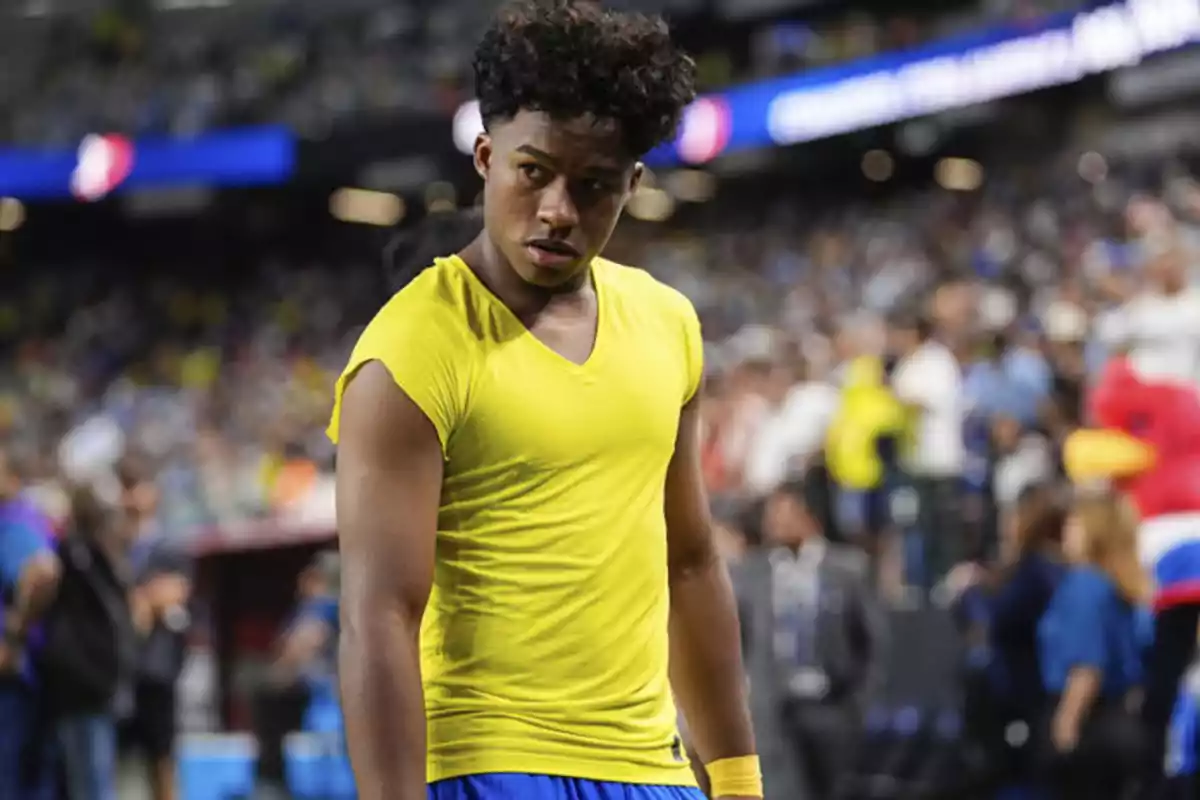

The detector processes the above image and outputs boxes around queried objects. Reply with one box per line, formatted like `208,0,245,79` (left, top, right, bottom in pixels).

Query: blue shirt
964,349,1052,429
288,595,339,690
1038,567,1145,697
989,554,1065,712
0,495,53,593
0,495,55,682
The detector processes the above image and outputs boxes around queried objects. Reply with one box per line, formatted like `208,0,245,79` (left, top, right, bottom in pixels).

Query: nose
536,176,580,231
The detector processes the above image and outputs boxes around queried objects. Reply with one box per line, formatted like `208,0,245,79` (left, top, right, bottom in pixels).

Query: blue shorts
428,774,706,800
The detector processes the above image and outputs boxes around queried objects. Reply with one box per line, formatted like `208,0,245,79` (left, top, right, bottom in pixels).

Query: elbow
339,591,424,654
24,552,61,601
668,536,722,584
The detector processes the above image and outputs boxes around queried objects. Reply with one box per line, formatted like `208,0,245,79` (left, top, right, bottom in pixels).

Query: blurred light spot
664,170,716,202
935,158,983,192
627,187,675,222
424,181,457,212
329,188,405,227
1077,151,1108,184
862,150,894,182
0,198,25,232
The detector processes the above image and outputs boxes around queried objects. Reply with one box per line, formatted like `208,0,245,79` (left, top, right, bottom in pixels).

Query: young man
329,3,760,800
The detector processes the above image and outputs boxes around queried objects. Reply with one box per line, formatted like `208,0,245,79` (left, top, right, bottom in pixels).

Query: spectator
889,309,967,593
734,478,886,800
952,483,1066,793
119,457,192,800
0,443,61,800
39,483,141,800
742,353,838,497
249,551,339,800
1037,491,1148,800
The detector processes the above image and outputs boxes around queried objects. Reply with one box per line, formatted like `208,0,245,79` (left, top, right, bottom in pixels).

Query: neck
462,233,590,319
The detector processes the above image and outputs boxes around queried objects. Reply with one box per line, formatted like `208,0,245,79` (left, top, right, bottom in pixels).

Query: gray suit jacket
731,542,888,799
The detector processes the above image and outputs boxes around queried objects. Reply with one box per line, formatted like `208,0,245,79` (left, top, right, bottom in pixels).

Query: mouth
524,238,581,267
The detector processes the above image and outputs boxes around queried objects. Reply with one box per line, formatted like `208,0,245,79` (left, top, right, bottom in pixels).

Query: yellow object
705,755,764,798
1063,428,1156,482
826,356,906,489
330,255,702,786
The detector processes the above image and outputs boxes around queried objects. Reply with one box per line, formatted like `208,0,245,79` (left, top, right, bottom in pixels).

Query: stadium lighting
861,150,895,182
664,170,716,202
935,158,984,191
627,187,675,222
0,198,25,232
330,188,405,227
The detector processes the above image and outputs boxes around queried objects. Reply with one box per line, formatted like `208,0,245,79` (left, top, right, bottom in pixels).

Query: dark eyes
518,163,615,195
519,163,548,182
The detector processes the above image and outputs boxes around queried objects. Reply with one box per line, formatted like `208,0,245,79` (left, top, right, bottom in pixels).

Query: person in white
743,350,839,498
889,311,966,591
1096,235,1200,387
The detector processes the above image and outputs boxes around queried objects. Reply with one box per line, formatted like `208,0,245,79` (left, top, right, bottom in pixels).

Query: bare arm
5,551,59,641
665,397,757,774
1053,666,1102,752
336,362,443,800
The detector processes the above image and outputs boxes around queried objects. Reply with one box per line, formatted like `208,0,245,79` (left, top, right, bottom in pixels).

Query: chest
522,308,597,367
450,327,687,473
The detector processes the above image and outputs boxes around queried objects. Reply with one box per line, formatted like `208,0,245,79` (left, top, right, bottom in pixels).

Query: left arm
0,522,60,646
665,397,758,797
1053,667,1101,753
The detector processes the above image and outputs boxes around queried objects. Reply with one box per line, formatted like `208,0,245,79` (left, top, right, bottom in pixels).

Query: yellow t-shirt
826,356,905,490
329,255,703,786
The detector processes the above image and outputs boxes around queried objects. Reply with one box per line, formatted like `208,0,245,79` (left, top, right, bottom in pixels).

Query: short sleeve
0,522,51,589
328,277,470,457
679,296,704,405
1054,572,1110,671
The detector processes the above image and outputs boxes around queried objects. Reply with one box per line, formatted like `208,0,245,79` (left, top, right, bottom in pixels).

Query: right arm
336,361,444,800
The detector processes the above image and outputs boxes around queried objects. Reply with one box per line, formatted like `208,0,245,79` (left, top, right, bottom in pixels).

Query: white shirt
892,340,965,477
1098,288,1200,385
743,382,840,496
993,434,1053,511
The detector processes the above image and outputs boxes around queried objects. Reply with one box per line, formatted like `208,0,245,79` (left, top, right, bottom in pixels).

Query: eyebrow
514,144,624,178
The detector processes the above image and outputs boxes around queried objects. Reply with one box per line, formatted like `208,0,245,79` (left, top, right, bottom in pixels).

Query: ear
627,162,645,197
473,133,492,182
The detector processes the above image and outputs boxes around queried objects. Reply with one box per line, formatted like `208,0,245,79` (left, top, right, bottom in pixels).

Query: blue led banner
0,126,296,201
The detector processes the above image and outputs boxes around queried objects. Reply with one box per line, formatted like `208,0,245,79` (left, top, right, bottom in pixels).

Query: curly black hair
473,0,697,158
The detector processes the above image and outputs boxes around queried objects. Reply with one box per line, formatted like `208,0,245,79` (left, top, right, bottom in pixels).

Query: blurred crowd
0,0,1083,146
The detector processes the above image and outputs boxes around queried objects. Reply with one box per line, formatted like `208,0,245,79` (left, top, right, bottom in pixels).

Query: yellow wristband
704,755,763,798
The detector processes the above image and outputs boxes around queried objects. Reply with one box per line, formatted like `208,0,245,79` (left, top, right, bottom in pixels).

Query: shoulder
1060,566,1116,603
330,258,480,448
595,257,697,320
367,257,480,340
596,258,705,403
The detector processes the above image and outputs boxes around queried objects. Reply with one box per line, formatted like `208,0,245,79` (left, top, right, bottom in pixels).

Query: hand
1052,711,1079,754
146,574,190,612
945,562,983,598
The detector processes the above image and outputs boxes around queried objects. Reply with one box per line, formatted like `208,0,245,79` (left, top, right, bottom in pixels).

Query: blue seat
177,735,256,800
286,679,355,799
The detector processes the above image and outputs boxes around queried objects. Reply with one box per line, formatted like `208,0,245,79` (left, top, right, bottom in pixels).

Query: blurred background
2,0,1200,798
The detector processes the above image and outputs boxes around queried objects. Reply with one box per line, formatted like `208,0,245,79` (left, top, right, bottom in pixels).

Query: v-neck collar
446,254,607,373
